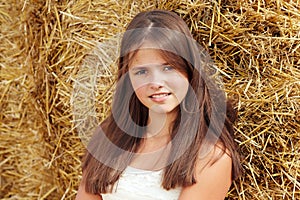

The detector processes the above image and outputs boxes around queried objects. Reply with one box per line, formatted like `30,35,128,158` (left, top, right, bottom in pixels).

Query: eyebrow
129,67,147,73
130,62,170,70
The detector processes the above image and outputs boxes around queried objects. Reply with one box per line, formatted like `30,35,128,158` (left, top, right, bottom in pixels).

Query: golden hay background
0,0,299,199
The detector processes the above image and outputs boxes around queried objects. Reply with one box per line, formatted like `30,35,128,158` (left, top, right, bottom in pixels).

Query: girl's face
128,48,189,114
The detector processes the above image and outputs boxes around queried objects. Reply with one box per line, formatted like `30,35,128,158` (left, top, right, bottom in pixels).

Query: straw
1,0,299,199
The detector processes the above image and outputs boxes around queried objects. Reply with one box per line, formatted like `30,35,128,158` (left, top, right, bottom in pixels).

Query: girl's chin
148,105,180,115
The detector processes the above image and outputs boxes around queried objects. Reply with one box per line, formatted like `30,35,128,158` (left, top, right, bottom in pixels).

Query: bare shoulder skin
179,146,232,200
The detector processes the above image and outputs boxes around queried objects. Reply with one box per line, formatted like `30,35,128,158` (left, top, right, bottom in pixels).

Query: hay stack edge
0,0,299,199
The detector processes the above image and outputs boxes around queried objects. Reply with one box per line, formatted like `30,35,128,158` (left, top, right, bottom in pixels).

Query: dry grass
0,0,299,199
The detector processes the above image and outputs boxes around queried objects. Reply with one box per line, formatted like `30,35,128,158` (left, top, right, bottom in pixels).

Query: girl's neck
130,109,178,170
146,108,177,139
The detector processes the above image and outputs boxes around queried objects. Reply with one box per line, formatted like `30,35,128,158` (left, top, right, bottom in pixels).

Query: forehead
129,48,166,68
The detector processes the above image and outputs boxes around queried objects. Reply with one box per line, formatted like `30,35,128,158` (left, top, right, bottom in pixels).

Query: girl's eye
163,65,174,71
135,69,147,75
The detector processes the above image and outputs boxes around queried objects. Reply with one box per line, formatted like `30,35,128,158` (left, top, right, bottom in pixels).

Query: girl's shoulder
179,144,232,199
196,142,231,174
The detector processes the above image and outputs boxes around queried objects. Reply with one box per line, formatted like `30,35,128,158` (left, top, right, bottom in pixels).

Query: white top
101,166,182,200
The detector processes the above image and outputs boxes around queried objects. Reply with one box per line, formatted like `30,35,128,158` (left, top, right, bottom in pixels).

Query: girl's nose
149,82,163,90
148,72,165,90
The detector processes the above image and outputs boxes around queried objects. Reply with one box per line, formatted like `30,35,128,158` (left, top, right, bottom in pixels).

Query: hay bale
0,0,299,199
0,1,58,199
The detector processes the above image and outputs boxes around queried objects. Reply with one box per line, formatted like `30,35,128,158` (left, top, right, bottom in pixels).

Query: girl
76,10,241,200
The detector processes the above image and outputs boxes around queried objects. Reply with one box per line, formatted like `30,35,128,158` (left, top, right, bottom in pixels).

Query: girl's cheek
130,76,149,94
134,87,147,102
168,73,188,83
131,79,148,91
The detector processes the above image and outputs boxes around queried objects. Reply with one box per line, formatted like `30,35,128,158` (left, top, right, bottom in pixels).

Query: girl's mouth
149,93,171,102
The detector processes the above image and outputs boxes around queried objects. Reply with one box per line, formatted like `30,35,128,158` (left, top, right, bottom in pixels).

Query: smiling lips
149,92,171,102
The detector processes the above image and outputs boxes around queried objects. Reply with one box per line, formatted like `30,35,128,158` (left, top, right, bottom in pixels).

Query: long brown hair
81,10,242,194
